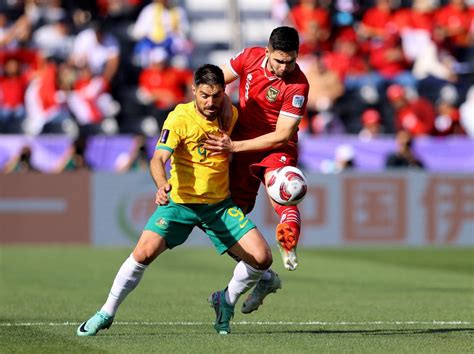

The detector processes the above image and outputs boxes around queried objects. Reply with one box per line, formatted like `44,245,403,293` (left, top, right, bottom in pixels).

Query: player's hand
155,183,172,205
217,94,232,131
203,132,234,156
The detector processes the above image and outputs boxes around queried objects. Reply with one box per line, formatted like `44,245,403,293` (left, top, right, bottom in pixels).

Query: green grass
1,246,473,353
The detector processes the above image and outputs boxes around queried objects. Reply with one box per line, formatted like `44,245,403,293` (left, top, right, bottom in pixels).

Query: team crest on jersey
265,87,280,102
292,95,305,108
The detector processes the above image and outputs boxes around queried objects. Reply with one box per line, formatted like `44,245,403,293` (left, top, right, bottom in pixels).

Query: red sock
274,204,301,242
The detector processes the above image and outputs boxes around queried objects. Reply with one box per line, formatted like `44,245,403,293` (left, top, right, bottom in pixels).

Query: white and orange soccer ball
266,166,307,206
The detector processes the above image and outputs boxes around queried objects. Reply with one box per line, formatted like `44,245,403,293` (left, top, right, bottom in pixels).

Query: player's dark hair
194,64,225,88
268,26,300,53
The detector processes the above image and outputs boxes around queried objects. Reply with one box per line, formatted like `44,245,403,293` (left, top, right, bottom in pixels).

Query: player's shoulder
165,102,194,125
237,46,265,63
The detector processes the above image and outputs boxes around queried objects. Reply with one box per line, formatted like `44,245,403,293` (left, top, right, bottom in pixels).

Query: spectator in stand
369,33,417,90
433,99,465,136
358,108,384,141
387,84,435,136
0,57,28,133
289,0,331,53
136,47,193,129
3,145,39,173
131,0,191,67
70,20,119,84
320,144,357,174
0,11,31,50
69,20,120,133
67,63,120,133
326,27,380,90
358,0,397,43
393,0,434,63
412,39,459,93
56,136,90,172
299,54,345,134
32,16,74,61
434,0,474,61
385,130,424,169
24,0,67,30
23,57,75,135
459,86,474,138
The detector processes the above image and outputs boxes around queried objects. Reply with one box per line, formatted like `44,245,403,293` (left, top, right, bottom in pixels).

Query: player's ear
191,84,196,96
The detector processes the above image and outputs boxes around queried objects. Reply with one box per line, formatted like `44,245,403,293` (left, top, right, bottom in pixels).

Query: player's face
193,84,225,120
266,48,297,78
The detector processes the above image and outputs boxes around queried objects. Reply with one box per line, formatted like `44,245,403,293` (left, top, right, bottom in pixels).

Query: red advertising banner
0,172,91,244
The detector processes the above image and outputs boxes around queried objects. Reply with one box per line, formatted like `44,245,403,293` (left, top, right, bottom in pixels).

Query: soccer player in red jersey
204,26,309,314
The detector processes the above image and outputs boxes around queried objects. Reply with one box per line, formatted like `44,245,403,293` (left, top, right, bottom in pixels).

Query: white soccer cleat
278,245,298,271
241,271,282,314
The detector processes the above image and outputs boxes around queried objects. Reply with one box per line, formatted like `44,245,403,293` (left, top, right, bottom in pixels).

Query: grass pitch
1,246,473,353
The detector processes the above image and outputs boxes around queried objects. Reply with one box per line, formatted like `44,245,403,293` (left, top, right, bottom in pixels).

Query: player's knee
133,233,166,265
253,247,273,270
132,246,155,265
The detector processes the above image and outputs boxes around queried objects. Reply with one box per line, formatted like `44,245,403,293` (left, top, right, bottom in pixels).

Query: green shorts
143,197,256,254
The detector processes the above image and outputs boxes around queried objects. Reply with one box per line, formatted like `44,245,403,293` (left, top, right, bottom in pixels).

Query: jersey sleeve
280,82,309,119
155,113,183,153
228,47,251,78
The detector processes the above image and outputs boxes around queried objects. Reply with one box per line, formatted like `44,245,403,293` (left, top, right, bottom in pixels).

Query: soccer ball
266,166,307,205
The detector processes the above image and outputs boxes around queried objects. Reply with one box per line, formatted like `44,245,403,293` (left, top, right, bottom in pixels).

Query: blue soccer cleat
77,310,114,336
208,289,235,334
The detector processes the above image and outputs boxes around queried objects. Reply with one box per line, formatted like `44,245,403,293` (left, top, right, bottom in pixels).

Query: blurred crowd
0,0,194,138
0,0,473,173
284,0,473,138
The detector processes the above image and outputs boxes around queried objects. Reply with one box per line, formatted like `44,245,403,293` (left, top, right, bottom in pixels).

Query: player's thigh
143,200,197,250
229,227,272,270
199,198,256,255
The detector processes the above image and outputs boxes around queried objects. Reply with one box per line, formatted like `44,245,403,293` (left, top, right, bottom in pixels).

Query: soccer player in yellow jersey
77,65,273,336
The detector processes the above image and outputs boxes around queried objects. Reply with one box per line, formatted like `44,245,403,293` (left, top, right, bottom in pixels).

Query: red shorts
230,148,298,213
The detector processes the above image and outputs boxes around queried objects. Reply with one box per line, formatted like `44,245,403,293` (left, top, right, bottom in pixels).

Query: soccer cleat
276,223,298,271
76,310,114,336
208,289,235,334
241,271,282,314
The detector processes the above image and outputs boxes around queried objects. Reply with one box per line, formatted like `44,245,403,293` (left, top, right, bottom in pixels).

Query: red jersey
0,75,27,108
396,98,435,136
228,47,309,149
139,66,192,109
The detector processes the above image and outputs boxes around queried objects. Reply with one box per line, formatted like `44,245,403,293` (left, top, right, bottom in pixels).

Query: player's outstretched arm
204,115,300,154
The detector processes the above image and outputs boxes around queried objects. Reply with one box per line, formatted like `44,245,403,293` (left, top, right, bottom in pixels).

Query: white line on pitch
0,321,472,327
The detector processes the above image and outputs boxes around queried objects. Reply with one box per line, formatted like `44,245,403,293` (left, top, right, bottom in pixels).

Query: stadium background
0,2,473,352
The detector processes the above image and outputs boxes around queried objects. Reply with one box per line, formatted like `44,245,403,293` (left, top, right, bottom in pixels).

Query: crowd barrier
0,135,473,172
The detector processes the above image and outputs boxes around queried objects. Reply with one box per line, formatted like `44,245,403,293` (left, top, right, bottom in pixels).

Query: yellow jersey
156,101,238,204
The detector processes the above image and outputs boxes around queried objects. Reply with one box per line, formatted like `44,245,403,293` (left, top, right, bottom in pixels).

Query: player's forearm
232,131,289,153
149,157,168,188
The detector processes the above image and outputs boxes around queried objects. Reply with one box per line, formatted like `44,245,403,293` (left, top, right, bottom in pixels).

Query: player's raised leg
77,230,167,336
265,167,304,271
